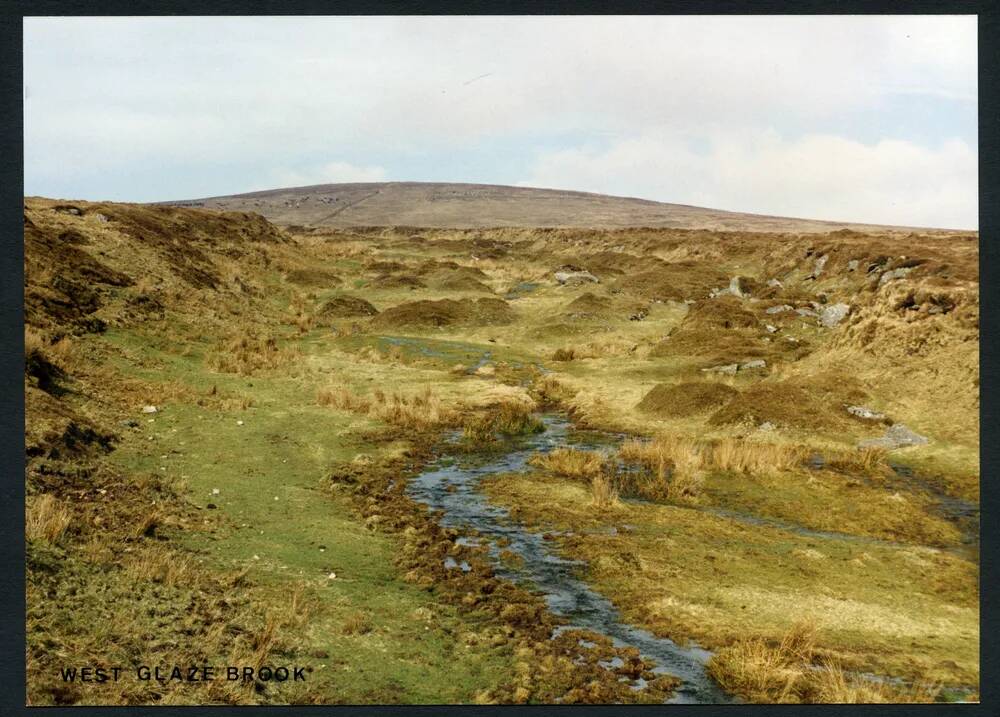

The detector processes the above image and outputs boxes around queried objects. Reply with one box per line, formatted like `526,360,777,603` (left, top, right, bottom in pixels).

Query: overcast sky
24,16,977,228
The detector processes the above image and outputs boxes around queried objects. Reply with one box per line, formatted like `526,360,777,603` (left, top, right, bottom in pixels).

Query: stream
406,415,732,704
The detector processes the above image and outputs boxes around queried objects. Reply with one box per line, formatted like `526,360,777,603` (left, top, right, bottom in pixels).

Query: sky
24,16,978,229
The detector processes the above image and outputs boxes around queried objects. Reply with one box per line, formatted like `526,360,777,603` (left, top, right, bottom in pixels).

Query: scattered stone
878,267,913,286
847,405,886,421
795,307,818,317
327,572,337,580
818,303,850,328
847,259,859,271
758,421,776,432
141,405,158,414
95,213,110,223
765,324,778,333
766,304,793,314
804,254,828,280
701,363,738,375
729,276,751,298
767,278,783,288
554,269,599,286
211,488,221,495
237,419,244,426
739,359,766,371
121,419,140,428
858,424,929,450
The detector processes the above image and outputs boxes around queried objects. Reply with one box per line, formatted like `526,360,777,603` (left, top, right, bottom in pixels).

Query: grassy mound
316,294,379,319
637,382,739,418
284,267,341,286
708,374,868,430
369,273,427,289
563,292,614,317
373,297,515,328
616,262,728,301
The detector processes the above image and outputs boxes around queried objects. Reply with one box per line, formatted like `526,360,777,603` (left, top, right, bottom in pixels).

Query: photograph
22,13,979,706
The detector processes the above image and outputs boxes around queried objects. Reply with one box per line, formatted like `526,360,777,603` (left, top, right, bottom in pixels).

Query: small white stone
253,554,260,560
237,420,244,426
211,488,221,495
327,572,337,580
142,405,158,414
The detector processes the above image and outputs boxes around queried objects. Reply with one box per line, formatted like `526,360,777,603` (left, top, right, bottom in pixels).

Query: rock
701,363,739,375
858,424,929,450
739,359,766,371
765,324,778,333
766,304,793,314
818,303,850,328
95,213,110,223
211,488,221,495
554,270,599,286
795,307,818,317
121,419,140,428
236,419,244,426
847,405,886,421
878,267,913,286
729,276,751,298
758,421,776,432
767,278,783,288
847,259,859,271
805,254,828,280
141,405,158,414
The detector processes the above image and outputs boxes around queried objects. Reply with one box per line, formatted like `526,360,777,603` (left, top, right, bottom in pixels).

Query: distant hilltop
161,181,959,233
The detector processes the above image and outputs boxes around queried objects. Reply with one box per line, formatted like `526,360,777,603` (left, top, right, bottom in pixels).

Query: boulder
554,270,599,286
701,363,739,375
818,303,850,328
878,267,913,286
858,424,929,450
847,405,886,421
766,304,793,315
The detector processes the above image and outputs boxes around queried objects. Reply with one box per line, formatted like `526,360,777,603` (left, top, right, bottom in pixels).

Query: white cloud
23,15,978,227
519,131,977,229
267,161,387,189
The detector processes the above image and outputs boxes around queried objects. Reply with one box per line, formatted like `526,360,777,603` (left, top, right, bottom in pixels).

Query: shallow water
406,415,732,704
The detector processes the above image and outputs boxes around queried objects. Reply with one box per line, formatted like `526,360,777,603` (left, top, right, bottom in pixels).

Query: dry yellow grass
123,544,195,586
317,384,456,429
207,331,302,376
26,494,72,544
529,448,605,479
708,623,940,703
590,472,619,510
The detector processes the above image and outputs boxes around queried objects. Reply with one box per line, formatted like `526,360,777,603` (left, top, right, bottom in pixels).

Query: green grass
101,326,514,703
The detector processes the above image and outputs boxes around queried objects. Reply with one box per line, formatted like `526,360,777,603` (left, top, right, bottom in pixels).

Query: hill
162,182,948,233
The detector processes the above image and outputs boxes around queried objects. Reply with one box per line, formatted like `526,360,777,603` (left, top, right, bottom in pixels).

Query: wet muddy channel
405,411,979,704
407,415,732,704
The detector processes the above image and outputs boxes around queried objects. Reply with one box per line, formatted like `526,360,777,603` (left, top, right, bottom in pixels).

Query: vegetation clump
636,382,739,418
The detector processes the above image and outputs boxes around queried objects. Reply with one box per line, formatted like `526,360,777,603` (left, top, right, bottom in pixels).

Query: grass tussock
123,543,194,586
26,494,72,544
462,401,545,444
617,435,807,503
708,623,940,703
590,472,620,510
530,374,578,405
341,610,374,636
317,384,457,429
207,331,302,376
530,448,605,479
636,382,739,418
